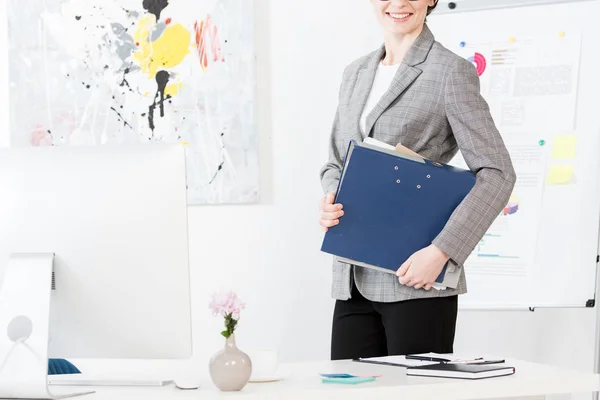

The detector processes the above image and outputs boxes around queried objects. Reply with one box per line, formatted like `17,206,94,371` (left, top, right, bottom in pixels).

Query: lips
387,12,413,21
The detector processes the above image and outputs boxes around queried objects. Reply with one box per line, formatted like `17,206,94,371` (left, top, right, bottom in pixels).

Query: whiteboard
427,1,600,309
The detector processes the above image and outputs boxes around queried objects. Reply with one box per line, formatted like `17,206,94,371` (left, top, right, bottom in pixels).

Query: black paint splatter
110,107,133,130
118,67,135,93
209,161,225,184
148,70,170,135
142,0,169,20
75,16,81,20
208,133,227,184
120,68,131,88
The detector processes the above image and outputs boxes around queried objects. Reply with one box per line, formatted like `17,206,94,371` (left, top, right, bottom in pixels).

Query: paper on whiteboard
452,32,582,133
458,137,550,276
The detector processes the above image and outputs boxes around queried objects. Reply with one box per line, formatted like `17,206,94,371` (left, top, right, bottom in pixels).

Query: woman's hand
319,192,344,232
396,245,450,290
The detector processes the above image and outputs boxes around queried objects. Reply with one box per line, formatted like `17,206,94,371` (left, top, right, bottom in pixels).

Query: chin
386,25,417,36
383,20,421,36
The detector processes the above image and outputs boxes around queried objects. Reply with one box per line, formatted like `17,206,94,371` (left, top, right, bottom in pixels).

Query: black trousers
331,283,458,360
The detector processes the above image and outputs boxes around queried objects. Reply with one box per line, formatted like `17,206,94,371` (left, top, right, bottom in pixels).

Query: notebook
320,139,476,289
406,363,515,380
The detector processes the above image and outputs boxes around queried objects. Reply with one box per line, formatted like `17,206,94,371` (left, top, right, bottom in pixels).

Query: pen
405,355,451,363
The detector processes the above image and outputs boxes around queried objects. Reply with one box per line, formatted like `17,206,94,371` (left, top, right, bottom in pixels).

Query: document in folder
320,140,476,289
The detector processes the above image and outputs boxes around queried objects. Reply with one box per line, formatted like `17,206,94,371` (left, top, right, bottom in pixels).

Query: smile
387,12,413,21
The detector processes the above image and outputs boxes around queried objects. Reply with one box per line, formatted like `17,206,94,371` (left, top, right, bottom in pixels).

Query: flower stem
221,313,238,338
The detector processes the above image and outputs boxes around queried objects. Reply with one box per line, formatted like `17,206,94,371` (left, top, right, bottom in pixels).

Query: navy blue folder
321,140,476,288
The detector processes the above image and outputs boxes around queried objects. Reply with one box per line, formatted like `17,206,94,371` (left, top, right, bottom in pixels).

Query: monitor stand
0,253,94,399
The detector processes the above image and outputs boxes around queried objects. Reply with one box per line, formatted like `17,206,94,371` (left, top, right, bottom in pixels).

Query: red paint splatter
30,125,52,147
165,17,171,24
30,113,77,147
194,15,224,71
136,42,139,46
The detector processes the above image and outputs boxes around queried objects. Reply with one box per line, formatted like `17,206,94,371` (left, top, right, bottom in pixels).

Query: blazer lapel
363,24,436,138
349,46,386,139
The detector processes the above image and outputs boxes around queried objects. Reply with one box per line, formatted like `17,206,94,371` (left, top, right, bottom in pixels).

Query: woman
319,0,516,360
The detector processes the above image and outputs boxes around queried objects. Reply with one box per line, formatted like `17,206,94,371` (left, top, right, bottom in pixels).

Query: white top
360,62,401,135
46,358,600,399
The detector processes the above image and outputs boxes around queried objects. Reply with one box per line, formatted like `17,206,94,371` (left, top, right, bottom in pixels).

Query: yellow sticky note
558,31,566,38
182,141,189,146
551,135,577,159
546,165,574,185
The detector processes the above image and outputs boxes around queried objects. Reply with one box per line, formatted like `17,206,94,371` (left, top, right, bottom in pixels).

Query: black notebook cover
407,363,515,380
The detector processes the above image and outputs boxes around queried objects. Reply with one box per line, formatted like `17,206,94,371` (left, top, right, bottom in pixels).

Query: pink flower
210,290,246,338
209,290,245,319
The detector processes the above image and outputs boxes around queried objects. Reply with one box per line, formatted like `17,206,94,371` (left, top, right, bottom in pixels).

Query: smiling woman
319,0,515,361
374,0,438,38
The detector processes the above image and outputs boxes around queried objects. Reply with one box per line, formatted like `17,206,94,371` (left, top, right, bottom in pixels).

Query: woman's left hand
396,245,450,290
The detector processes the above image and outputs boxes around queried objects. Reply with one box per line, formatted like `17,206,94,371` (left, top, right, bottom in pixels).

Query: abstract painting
7,0,258,204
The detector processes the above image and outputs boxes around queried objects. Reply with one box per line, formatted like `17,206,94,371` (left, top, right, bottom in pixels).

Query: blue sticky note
319,373,355,378
322,376,376,385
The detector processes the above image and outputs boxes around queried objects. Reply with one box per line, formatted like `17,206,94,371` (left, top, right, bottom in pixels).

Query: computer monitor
0,144,192,398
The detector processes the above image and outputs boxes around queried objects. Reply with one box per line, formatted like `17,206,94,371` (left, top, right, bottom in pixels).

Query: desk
50,359,599,400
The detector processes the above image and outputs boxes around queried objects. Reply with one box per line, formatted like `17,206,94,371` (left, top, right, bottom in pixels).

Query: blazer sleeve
319,106,345,195
432,60,517,267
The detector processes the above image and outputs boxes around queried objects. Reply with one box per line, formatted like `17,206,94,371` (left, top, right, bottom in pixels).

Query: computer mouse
174,377,201,390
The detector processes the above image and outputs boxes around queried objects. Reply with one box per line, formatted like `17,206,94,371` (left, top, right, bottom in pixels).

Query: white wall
0,0,597,396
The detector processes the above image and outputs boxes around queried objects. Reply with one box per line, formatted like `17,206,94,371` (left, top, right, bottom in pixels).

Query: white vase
209,333,252,391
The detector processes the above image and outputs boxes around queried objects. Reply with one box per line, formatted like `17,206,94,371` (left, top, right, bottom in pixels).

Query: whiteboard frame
594,217,600,400
433,0,596,14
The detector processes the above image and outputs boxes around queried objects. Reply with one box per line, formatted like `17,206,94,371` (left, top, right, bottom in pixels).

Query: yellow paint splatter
133,18,191,78
133,15,155,68
165,82,183,97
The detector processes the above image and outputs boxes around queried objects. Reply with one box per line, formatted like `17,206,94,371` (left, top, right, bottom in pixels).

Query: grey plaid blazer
320,24,516,303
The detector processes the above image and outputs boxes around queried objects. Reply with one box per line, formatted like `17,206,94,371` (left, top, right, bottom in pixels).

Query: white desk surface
50,359,600,400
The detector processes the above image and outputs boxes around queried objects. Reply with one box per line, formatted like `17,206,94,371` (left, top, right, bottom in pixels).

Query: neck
381,25,424,66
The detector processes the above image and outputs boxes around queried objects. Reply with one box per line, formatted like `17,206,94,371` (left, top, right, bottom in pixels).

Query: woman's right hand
319,192,344,232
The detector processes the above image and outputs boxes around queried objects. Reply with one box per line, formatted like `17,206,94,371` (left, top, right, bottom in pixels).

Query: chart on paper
451,31,581,134
450,137,550,277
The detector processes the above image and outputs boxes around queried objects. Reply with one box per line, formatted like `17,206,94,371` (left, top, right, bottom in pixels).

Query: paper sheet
452,32,582,133
463,138,549,274
358,355,440,367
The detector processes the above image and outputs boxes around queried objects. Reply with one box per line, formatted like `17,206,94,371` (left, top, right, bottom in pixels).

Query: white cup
248,349,279,378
